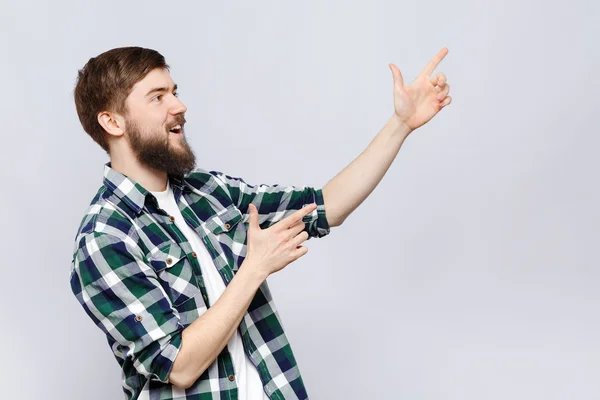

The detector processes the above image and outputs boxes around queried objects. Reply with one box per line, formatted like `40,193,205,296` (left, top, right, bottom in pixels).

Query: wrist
389,114,413,138
237,260,269,286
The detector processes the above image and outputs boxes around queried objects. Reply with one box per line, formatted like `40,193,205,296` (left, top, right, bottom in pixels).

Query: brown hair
74,46,170,154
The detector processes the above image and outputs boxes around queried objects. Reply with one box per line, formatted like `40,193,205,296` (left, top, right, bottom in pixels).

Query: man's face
122,68,196,177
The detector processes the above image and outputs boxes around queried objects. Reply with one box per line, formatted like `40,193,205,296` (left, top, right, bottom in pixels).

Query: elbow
167,329,219,389
169,358,211,389
169,355,196,389
322,203,343,228
170,367,211,389
327,215,343,228
169,368,193,389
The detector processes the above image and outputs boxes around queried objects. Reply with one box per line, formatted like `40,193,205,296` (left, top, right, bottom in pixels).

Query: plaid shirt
69,162,330,400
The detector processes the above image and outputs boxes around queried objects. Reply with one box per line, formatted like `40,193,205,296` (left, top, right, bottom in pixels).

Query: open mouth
168,124,183,134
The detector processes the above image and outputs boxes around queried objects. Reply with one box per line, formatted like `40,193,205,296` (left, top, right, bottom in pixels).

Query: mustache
168,115,186,128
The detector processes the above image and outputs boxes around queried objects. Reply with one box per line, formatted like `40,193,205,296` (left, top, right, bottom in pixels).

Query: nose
170,95,187,115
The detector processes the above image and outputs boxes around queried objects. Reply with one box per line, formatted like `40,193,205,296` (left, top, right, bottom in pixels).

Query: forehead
130,68,174,96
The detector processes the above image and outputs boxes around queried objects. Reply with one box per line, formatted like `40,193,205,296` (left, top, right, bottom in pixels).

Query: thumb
248,203,258,230
389,63,404,88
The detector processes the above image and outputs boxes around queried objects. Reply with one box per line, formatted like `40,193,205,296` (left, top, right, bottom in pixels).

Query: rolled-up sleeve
69,231,182,383
209,170,331,239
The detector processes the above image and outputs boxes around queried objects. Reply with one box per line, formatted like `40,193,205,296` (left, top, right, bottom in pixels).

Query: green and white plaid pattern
70,162,330,400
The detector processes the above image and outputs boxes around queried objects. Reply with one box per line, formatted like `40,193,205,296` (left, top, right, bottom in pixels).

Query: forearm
322,114,412,226
169,262,267,388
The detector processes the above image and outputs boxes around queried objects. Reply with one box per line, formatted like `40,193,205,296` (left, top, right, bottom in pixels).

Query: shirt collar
102,161,185,214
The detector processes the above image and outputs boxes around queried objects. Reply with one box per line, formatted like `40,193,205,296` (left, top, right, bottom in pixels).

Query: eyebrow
145,83,178,98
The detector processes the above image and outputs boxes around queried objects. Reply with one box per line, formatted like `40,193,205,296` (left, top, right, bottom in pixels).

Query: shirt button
203,295,208,303
166,257,173,265
192,252,197,258
135,315,143,322
228,374,235,381
224,223,231,230
169,216,175,222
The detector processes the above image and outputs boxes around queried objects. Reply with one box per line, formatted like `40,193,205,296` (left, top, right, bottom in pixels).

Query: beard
125,115,196,178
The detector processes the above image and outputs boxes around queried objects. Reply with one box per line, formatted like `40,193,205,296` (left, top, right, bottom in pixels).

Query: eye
173,92,179,98
152,94,163,102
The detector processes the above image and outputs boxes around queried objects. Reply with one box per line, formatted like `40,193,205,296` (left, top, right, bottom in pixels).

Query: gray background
0,0,598,399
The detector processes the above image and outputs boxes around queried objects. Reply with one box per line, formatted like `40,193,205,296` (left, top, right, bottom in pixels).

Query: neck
109,150,168,192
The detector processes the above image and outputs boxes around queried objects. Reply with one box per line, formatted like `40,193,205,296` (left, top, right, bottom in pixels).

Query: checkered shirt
69,162,330,399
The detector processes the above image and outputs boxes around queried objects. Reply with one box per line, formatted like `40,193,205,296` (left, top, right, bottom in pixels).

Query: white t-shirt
150,180,269,400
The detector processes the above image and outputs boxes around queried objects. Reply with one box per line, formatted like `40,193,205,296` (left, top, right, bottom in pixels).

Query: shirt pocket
148,243,201,306
202,205,245,272
204,204,243,235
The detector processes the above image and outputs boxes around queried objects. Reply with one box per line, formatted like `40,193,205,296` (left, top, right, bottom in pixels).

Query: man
69,46,451,400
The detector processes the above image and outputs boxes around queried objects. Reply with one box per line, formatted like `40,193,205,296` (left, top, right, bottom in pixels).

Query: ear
98,111,125,138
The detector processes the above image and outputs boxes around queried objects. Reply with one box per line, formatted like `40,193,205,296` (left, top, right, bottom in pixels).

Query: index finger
419,47,448,78
278,203,317,230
